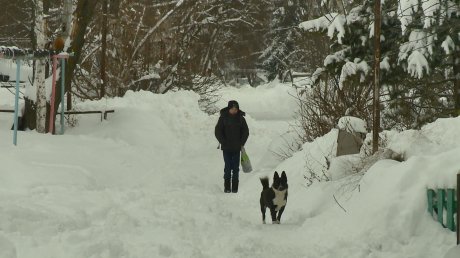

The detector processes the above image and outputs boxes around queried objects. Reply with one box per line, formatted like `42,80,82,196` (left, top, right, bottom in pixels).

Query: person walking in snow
215,100,249,193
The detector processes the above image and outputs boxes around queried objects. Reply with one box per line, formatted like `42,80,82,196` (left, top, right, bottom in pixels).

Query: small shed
336,116,367,156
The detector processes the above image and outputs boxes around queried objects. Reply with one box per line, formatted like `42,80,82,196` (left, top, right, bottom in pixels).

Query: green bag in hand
241,146,252,173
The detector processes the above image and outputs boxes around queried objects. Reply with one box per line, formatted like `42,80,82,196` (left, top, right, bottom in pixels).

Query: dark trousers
223,151,240,180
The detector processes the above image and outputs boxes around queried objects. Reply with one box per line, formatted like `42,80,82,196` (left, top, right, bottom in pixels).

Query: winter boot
224,179,231,193
231,179,239,193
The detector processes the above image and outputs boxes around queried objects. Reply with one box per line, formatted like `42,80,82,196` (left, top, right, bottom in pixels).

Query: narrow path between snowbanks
1,85,458,258
1,87,306,257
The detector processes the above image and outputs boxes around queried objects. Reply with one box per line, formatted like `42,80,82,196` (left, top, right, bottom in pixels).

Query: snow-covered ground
0,82,459,258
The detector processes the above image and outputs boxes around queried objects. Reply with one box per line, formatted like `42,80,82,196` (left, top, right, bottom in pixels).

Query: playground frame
0,46,69,145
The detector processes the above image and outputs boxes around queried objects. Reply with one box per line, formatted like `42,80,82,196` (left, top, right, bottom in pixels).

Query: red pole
48,55,58,134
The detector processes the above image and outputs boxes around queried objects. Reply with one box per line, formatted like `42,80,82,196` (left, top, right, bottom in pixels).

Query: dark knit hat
228,100,239,109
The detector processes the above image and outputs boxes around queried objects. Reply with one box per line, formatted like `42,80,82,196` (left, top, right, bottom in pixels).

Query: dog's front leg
276,206,286,224
270,207,278,224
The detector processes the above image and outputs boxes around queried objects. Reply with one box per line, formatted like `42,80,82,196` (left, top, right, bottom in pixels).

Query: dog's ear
281,171,287,182
274,171,280,181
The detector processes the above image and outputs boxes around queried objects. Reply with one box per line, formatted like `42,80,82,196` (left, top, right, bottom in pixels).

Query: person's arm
241,117,249,146
215,116,225,144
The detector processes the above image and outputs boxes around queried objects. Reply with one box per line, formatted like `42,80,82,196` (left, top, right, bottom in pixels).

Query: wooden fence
427,173,459,245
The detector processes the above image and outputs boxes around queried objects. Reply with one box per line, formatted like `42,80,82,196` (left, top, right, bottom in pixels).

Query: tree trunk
22,0,100,131
372,0,381,154
60,0,73,115
22,0,50,131
100,0,108,98
53,0,101,118
62,0,73,40
30,3,37,83
453,52,460,116
23,99,37,130
35,0,48,133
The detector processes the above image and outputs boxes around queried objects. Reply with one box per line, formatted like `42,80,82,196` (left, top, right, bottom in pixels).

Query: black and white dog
260,171,288,224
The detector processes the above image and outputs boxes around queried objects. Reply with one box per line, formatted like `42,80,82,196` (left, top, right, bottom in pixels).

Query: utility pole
373,0,381,154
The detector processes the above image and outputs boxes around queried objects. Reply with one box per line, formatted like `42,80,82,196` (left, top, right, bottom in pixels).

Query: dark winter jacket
215,107,249,152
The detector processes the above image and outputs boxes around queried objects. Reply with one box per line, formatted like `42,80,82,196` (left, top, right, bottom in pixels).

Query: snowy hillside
0,83,459,257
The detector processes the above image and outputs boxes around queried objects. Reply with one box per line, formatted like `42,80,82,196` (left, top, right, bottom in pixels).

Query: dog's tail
260,177,269,190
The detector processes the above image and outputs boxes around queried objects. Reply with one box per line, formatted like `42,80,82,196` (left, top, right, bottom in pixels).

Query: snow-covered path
1,84,458,258
1,85,310,257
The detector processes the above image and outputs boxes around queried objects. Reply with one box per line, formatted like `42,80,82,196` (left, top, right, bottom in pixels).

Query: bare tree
34,0,48,133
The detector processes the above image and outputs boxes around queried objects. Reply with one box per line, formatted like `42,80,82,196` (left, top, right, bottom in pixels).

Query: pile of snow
338,116,367,133
277,129,339,184
270,116,460,257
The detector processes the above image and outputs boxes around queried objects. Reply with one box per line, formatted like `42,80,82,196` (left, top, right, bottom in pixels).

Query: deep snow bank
273,117,460,258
